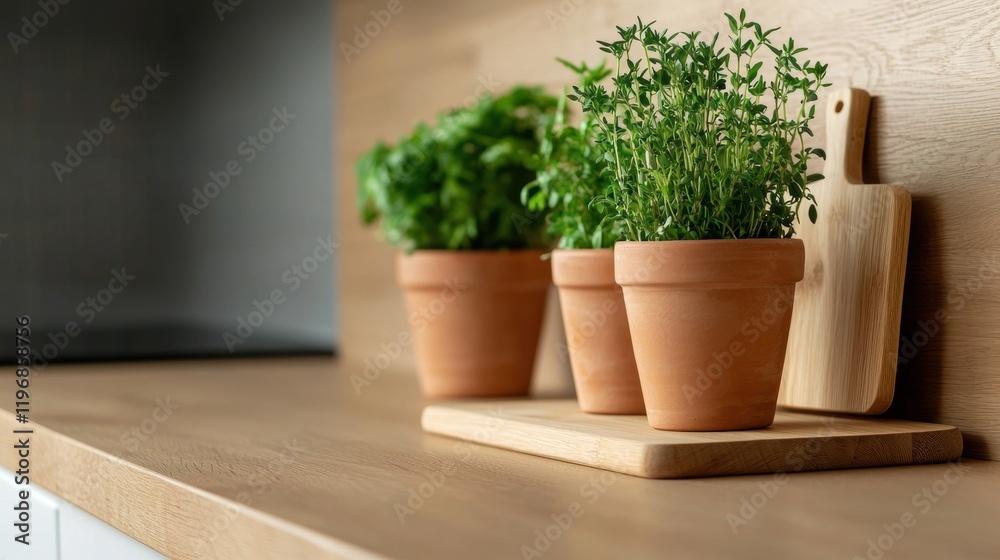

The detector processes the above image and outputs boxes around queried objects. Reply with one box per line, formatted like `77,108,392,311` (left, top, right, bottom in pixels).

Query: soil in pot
552,249,644,414
397,250,550,398
615,239,805,431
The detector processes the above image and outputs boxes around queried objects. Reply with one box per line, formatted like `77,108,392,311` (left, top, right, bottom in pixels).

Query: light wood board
422,399,961,479
779,88,912,414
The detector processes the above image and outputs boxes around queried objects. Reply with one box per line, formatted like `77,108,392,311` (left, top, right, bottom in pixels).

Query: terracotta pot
552,249,644,414
397,250,550,398
615,239,805,431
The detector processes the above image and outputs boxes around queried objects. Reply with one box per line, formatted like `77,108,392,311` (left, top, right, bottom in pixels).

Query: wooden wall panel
336,0,1000,459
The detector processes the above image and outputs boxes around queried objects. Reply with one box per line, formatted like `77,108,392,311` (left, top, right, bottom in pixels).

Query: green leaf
590,229,603,249
725,13,738,34
556,58,583,73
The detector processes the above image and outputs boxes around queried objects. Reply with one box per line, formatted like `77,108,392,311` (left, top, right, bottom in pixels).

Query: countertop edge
0,408,389,560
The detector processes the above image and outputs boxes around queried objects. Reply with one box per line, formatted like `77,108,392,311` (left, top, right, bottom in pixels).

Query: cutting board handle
823,88,871,185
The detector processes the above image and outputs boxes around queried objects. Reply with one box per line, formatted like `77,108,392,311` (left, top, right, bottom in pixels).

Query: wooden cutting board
779,88,912,414
422,400,962,479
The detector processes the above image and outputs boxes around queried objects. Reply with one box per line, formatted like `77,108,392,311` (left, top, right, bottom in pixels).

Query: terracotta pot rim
551,247,614,254
615,238,804,287
614,238,803,248
398,249,551,288
401,248,549,256
551,248,616,288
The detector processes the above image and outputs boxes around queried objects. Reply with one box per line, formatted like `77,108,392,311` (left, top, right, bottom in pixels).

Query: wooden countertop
3,357,999,559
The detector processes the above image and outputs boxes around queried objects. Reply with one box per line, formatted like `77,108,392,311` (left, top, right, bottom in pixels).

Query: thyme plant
357,87,557,252
575,11,830,240
521,59,623,249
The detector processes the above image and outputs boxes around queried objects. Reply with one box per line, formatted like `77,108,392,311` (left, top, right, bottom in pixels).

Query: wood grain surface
779,89,912,414
422,400,961,478
337,0,1000,459
3,358,1000,559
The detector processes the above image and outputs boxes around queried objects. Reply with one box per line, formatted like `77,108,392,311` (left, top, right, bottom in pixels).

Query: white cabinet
0,467,166,560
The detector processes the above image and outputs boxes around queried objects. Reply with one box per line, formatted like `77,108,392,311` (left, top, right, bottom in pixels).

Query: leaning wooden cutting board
779,88,912,414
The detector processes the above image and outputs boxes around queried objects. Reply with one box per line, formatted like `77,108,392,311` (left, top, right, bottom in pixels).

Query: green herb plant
357,87,557,252
521,59,623,250
575,10,830,241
